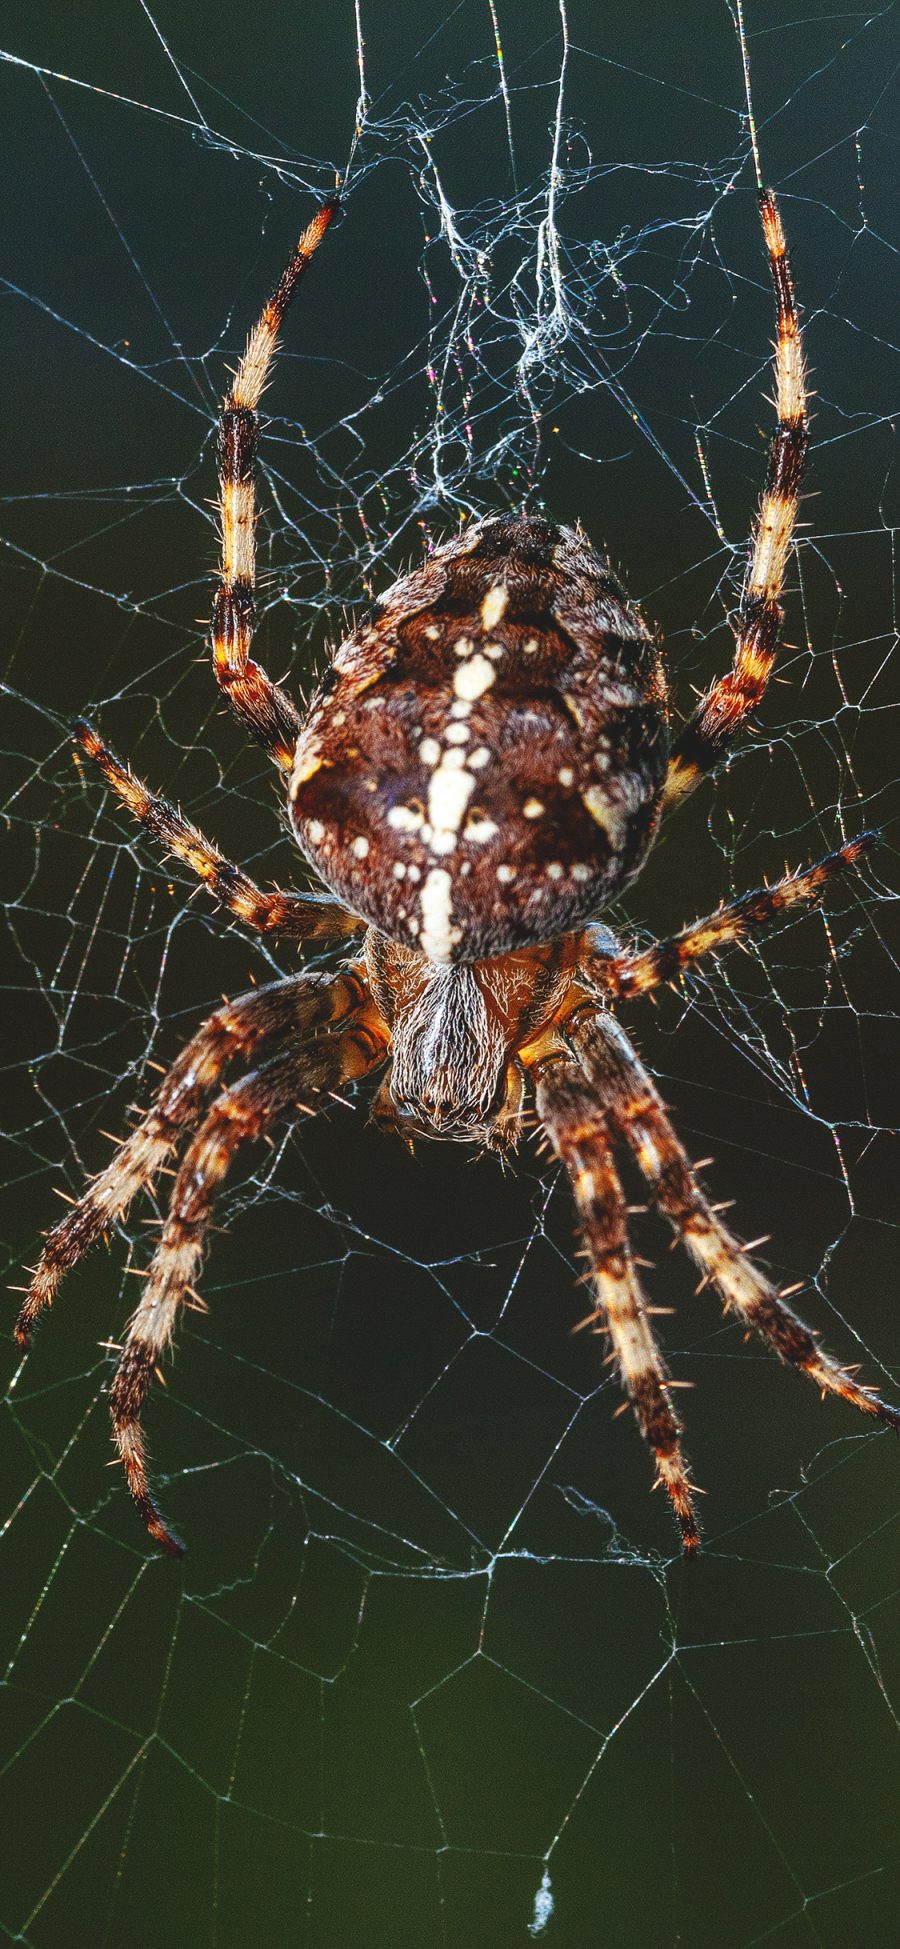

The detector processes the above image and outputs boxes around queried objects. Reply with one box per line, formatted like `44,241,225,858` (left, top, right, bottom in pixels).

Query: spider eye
419,1087,462,1124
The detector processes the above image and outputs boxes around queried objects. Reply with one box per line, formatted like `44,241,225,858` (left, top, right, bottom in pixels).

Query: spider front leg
212,196,339,769
535,1061,701,1552
110,1014,387,1555
75,720,359,940
567,1009,900,1438
17,969,366,1348
664,190,809,808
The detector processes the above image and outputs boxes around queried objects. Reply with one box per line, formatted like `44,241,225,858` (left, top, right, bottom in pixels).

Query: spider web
3,1,900,1941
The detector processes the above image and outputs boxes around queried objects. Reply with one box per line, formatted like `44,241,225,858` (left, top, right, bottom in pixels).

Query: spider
17,189,899,1558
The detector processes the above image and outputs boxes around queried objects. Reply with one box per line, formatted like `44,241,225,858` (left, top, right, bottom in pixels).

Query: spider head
366,932,574,1148
385,959,512,1143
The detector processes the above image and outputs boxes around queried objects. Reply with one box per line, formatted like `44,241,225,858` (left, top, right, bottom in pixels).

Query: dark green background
3,2,900,1944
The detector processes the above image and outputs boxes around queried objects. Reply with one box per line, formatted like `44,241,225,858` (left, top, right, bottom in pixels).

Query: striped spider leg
73,720,359,942
108,1006,386,1556
663,190,809,808
527,832,889,1550
536,1060,701,1549
17,968,383,1552
543,1001,900,1548
212,195,340,770
581,833,878,1002
70,196,352,936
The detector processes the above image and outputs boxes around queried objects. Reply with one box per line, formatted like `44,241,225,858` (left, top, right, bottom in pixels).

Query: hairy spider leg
535,1062,701,1552
583,834,877,1001
109,1014,387,1555
16,971,367,1349
212,195,340,768
664,190,809,807
73,721,358,939
569,1010,900,1450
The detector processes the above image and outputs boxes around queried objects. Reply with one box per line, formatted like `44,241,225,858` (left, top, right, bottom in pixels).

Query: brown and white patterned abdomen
290,516,669,963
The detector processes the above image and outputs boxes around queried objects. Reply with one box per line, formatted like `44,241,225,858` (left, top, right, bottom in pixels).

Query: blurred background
2,1,900,1942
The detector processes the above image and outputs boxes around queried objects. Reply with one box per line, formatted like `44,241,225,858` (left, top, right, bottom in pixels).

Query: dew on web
2,1,900,1942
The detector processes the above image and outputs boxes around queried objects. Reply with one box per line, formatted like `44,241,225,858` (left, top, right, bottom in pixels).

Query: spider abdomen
290,515,668,963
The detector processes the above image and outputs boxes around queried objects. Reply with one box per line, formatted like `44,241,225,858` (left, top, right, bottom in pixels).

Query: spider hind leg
535,1063,701,1552
107,1014,386,1554
17,972,365,1351
569,1010,900,1442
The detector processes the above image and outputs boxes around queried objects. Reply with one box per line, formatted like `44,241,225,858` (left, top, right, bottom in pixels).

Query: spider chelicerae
18,189,899,1557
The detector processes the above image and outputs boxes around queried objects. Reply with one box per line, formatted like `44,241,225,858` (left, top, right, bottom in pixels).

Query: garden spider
17,190,899,1557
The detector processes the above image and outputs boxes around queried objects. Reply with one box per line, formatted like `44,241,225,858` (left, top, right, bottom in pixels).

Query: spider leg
567,1008,900,1435
535,1060,701,1552
74,720,360,939
582,834,876,1002
664,190,808,808
212,196,339,768
109,1014,386,1554
17,969,367,1348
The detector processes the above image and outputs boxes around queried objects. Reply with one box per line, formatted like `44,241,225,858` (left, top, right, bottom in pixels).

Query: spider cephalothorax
366,931,579,1145
18,188,899,1559
291,515,667,963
